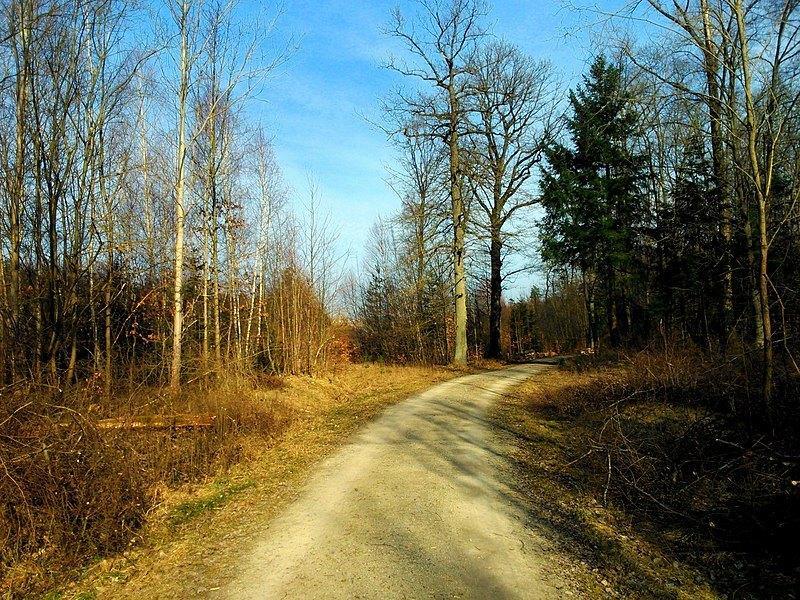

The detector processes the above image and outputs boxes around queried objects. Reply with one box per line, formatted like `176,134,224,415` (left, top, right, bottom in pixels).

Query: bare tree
730,0,800,412
468,41,558,358
387,118,450,359
385,0,487,365
169,0,193,390
167,0,288,389
635,0,800,419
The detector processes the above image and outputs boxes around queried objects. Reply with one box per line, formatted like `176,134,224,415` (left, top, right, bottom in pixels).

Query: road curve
221,364,564,599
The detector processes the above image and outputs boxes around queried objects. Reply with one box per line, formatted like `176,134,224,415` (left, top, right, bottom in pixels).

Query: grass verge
492,350,799,599
39,362,461,599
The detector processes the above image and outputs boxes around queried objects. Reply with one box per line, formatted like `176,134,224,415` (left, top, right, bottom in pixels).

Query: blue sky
250,0,613,296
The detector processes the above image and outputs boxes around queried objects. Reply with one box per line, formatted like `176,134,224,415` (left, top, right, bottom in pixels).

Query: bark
698,0,734,342
471,42,554,359
170,0,191,391
104,210,113,399
733,0,773,414
487,230,502,358
7,0,32,382
96,414,217,431
450,85,468,366
213,220,222,368
202,222,210,371
728,64,765,348
245,268,258,359
581,269,597,350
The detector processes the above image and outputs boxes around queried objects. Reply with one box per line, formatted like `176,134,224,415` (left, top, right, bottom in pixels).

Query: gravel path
222,364,568,599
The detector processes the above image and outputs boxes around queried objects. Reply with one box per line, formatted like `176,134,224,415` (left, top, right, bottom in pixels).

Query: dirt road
221,365,573,599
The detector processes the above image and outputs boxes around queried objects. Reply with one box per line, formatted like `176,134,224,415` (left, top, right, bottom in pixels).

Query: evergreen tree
358,267,392,360
659,133,722,345
539,56,646,347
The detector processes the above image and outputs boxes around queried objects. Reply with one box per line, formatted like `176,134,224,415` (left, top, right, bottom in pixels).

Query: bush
0,376,293,597
0,405,148,558
547,342,800,595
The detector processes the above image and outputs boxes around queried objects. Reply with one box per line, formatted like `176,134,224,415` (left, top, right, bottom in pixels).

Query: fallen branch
95,414,217,431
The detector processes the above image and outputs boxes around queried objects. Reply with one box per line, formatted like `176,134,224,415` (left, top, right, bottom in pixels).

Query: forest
0,0,799,597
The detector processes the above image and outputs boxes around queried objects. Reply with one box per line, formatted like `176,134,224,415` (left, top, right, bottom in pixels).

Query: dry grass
494,368,720,599
493,349,800,599
0,373,290,598
24,362,460,600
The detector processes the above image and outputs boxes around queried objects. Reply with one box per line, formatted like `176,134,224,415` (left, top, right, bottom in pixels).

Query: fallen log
95,414,217,431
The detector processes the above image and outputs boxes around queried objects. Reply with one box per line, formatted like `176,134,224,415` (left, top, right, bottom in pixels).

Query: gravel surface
222,365,570,599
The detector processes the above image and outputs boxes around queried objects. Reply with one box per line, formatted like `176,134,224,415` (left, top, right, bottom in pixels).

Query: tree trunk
699,0,734,344
212,225,222,369
758,200,773,412
105,259,113,399
581,270,596,350
743,202,765,347
202,223,210,372
8,0,32,382
103,145,113,400
170,0,190,392
733,0,773,415
487,229,502,358
730,88,765,349
449,85,468,366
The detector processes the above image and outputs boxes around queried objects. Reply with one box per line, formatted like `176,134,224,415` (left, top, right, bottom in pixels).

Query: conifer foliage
540,57,647,348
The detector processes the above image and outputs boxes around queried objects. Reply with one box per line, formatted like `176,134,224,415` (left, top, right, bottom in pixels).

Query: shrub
0,375,293,598
547,342,800,594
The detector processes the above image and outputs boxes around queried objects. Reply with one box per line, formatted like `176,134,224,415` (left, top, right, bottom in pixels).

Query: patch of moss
169,480,255,527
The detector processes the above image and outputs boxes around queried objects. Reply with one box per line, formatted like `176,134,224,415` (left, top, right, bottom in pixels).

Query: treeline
352,0,559,363
353,0,800,405
506,279,587,357
0,0,345,395
537,3,800,415
1,0,798,406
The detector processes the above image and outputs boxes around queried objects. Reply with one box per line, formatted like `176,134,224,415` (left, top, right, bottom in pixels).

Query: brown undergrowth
1,363,459,599
494,346,800,599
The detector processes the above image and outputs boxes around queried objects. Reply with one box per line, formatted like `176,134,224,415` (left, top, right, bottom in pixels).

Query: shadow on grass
492,390,800,600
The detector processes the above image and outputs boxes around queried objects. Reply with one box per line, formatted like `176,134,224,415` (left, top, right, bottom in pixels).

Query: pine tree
661,134,722,345
539,56,646,347
358,267,392,360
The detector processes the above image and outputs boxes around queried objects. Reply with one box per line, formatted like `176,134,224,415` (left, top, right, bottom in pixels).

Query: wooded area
358,0,800,419
2,0,795,405
0,0,352,396
1,0,799,596
355,4,800,592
